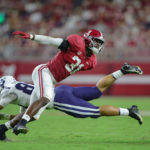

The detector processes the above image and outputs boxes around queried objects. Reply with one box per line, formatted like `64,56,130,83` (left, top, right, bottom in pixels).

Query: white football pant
28,64,56,120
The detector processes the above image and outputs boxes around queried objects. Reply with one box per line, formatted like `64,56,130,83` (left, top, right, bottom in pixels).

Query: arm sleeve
34,35,63,47
0,93,17,107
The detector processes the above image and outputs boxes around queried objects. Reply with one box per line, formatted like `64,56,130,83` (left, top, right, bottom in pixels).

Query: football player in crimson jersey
0,63,143,141
12,29,105,134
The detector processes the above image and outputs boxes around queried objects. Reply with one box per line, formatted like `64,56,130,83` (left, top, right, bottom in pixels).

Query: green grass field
0,97,150,150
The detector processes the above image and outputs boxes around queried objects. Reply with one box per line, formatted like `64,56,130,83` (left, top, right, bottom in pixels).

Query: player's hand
13,31,31,39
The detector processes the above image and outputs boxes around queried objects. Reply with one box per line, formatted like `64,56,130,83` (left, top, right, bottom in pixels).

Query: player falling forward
12,29,105,134
0,63,143,141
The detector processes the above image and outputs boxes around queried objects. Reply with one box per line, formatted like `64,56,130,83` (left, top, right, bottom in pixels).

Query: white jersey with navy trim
0,76,34,108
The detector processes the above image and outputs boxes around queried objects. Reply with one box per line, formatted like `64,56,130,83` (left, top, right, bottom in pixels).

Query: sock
119,108,129,116
22,114,31,122
4,121,12,130
112,70,124,80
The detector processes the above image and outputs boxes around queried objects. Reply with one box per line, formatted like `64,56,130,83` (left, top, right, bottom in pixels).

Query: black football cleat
121,63,143,75
14,125,29,135
0,124,10,141
13,120,29,135
128,105,143,125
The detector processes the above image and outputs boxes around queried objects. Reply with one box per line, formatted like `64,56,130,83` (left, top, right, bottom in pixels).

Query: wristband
30,34,35,40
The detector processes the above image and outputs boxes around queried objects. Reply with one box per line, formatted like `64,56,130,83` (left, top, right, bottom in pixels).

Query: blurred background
0,0,150,96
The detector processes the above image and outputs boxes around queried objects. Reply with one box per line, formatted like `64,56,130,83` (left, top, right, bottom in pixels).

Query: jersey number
15,83,34,95
65,56,84,74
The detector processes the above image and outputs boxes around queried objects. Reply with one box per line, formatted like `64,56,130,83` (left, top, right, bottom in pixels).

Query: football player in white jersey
0,76,52,120
0,63,143,141
0,76,34,115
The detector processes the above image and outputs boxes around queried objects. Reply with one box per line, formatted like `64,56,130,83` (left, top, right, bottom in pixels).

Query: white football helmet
0,76,16,93
82,29,105,54
0,78,5,93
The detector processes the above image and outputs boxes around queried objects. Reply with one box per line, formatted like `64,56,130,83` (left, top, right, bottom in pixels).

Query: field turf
0,97,150,150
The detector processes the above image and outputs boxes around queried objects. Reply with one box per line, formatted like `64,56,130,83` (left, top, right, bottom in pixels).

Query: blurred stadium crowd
0,0,150,61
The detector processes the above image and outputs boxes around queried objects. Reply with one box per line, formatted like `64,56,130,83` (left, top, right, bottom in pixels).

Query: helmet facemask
89,37,105,54
82,29,105,54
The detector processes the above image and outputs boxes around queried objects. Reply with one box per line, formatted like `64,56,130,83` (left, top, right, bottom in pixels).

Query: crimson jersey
47,34,97,82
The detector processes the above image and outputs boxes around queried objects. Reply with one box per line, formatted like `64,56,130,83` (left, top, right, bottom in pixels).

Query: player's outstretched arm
13,31,63,47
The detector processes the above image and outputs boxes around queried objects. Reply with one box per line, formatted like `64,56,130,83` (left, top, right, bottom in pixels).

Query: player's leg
100,105,143,124
0,112,16,120
100,105,119,116
54,87,142,124
0,113,36,141
0,105,15,120
0,124,10,141
72,86,102,101
54,94,142,124
54,86,100,118
0,113,24,141
97,63,143,92
71,63,143,101
71,71,116,100
13,64,55,135
96,62,143,123
0,104,8,120
96,74,115,93
100,105,130,116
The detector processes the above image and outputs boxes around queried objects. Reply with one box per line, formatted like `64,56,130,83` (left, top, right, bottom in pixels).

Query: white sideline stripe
61,75,150,84
18,74,150,85
54,102,99,112
54,106,100,116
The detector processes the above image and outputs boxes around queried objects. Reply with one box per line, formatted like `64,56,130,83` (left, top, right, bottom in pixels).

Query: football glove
13,31,34,40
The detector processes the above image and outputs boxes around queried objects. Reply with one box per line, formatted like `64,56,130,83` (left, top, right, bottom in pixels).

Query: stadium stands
0,0,150,61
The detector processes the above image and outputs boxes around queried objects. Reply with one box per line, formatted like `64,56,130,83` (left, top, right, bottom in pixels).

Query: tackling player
12,29,105,134
0,63,143,141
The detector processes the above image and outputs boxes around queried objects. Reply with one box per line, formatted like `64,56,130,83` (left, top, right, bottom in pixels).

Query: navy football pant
54,85,102,118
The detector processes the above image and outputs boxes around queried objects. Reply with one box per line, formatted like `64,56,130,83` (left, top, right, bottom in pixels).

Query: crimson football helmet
82,29,105,54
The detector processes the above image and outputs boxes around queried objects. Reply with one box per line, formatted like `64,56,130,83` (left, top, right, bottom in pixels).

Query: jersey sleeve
67,34,85,52
34,35,63,46
0,90,17,107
